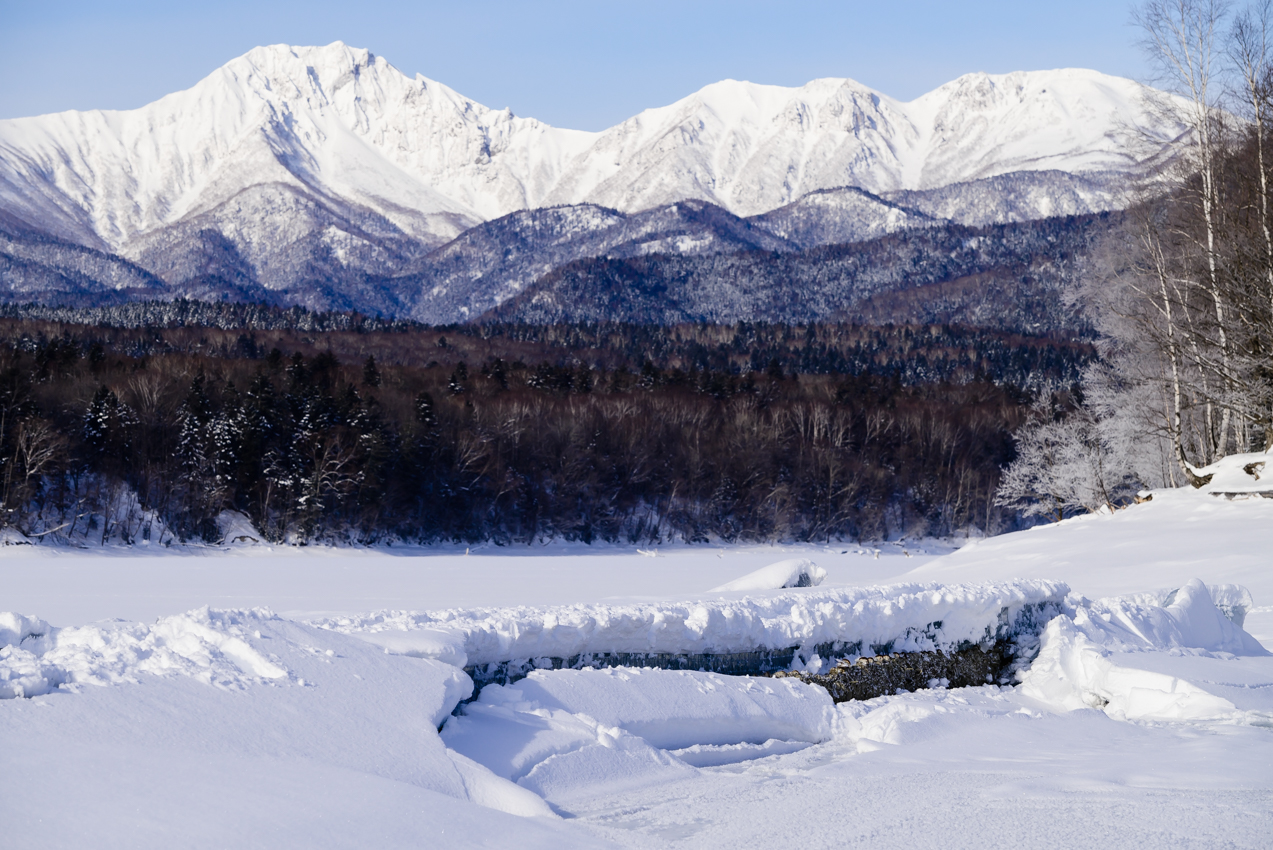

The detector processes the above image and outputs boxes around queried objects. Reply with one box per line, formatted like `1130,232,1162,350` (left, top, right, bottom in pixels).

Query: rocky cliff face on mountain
0,42,1183,324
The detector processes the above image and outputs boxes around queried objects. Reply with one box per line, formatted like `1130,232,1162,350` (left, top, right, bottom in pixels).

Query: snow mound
1079,579,1267,656
0,611,48,647
444,748,560,819
710,558,826,592
1023,617,1237,721
0,528,33,545
1207,584,1257,628
215,510,262,545
1021,580,1271,723
317,579,1068,668
0,607,288,698
442,699,692,794
1197,450,1273,496
1123,583,1256,628
442,665,837,804
354,627,468,668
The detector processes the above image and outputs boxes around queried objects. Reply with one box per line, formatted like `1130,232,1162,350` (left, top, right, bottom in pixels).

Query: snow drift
1195,450,1273,497
442,667,837,805
439,576,1271,812
1022,579,1271,723
0,607,287,699
709,557,826,591
470,666,837,750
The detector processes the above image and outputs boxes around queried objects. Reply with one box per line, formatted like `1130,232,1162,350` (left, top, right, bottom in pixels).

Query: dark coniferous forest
0,306,1092,545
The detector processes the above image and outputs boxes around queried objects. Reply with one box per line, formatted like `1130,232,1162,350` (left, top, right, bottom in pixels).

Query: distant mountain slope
0,198,1118,334
746,187,937,251
486,214,1113,333
0,224,169,307
884,170,1125,227
397,200,798,323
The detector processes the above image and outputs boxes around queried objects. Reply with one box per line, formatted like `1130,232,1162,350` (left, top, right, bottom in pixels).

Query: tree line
0,317,1091,545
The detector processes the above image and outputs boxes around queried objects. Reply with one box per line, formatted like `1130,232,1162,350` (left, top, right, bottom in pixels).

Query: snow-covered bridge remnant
324,579,1068,698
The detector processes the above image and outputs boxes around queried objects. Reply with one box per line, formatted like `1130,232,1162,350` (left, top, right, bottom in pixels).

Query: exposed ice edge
316,579,1071,669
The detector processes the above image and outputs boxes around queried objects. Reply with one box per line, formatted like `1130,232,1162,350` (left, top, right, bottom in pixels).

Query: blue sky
2,0,1146,129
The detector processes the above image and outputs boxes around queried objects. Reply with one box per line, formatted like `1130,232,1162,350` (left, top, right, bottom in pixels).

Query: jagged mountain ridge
393,173,1121,324
0,195,809,315
0,43,1181,246
0,184,1121,329
0,44,1180,320
0,177,1103,323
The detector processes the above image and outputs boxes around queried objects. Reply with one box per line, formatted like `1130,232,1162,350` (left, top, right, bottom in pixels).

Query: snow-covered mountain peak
0,45,1188,254
908,68,1182,188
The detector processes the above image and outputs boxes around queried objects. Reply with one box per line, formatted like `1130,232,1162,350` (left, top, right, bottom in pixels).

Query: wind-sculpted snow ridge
0,606,288,698
314,579,1069,670
1121,583,1255,627
1085,580,1264,652
442,667,838,800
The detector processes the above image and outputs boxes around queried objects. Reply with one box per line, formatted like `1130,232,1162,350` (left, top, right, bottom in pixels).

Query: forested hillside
0,310,1091,545
489,214,1111,330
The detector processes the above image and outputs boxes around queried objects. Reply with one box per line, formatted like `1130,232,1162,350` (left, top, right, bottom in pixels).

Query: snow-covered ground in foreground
3,488,1273,847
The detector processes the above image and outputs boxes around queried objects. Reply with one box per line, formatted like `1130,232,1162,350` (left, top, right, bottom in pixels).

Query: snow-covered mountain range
0,42,1186,319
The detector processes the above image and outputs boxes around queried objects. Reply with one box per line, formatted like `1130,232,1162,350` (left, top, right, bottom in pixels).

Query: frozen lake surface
0,539,949,626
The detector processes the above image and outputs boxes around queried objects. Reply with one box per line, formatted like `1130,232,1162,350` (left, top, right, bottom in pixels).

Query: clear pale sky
1,0,1147,129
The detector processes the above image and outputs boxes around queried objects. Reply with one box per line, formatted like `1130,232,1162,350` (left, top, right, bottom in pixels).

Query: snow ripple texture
315,579,1068,667
0,606,288,698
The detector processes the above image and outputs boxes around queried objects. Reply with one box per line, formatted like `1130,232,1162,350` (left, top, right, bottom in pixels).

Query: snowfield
2,486,1273,847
